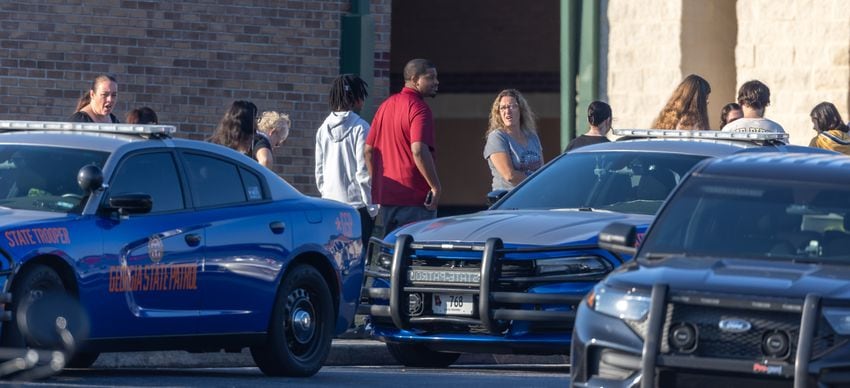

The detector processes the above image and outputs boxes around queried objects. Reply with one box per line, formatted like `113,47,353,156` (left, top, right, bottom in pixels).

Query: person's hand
366,204,380,218
424,189,439,211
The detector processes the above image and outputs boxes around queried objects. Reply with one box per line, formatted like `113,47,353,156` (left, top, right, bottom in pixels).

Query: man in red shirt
365,58,442,235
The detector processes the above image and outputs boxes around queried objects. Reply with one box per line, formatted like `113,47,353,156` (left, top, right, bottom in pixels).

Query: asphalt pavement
92,338,567,369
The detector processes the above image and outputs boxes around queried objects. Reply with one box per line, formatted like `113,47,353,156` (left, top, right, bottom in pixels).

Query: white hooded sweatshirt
315,111,374,212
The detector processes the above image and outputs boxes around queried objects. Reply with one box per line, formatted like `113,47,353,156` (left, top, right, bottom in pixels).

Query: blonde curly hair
257,111,291,141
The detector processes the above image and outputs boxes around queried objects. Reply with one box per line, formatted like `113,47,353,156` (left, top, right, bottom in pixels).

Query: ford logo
718,318,752,333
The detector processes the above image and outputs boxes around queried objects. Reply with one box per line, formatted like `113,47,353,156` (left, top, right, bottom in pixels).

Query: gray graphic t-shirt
483,129,544,191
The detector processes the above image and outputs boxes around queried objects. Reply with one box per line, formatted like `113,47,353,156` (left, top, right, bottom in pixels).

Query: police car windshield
641,176,850,263
494,152,706,215
0,145,108,213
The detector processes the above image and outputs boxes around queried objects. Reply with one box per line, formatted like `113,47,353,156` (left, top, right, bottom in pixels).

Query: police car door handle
185,233,202,247
269,221,285,234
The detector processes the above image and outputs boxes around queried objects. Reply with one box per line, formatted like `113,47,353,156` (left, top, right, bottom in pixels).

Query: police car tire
1,264,67,348
250,264,334,377
386,343,461,368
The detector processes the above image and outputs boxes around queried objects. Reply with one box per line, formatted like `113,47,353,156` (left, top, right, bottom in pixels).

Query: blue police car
575,152,850,387
0,121,363,377
361,129,811,367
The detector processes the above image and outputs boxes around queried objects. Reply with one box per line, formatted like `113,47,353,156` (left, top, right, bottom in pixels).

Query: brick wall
0,0,392,195
736,0,850,145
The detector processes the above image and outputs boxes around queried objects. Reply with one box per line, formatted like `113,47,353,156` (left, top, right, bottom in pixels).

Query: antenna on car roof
0,121,176,139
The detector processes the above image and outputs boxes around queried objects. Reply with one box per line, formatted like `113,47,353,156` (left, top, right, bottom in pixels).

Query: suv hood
390,210,653,246
609,256,850,299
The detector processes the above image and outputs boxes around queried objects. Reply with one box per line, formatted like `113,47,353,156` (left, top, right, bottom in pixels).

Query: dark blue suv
573,152,850,387
361,129,812,367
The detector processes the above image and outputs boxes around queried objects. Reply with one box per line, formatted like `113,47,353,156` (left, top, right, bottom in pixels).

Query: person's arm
355,124,372,206
255,147,273,168
411,141,441,211
489,152,527,186
364,144,373,178
314,133,325,195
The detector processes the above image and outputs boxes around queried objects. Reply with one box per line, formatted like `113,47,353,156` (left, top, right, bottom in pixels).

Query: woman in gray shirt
483,89,543,191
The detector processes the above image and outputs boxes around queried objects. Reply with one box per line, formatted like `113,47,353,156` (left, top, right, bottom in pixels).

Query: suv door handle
269,221,285,234
185,233,202,247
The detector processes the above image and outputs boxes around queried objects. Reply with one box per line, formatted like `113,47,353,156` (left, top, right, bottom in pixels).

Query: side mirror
598,222,638,256
107,193,153,215
77,164,104,194
486,190,508,206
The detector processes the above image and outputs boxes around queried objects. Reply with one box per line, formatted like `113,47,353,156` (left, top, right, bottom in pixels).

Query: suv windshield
0,145,108,213
494,152,706,215
642,175,850,262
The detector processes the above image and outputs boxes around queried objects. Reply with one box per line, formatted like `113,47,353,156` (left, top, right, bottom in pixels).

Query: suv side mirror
598,222,638,256
77,164,104,194
486,190,508,206
107,193,153,215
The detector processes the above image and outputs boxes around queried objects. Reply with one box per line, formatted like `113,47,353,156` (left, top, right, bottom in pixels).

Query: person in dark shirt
208,100,259,159
254,111,290,168
69,74,120,123
565,101,612,152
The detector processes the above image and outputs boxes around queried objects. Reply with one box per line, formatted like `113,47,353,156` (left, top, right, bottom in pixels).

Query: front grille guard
360,234,597,334
639,285,843,388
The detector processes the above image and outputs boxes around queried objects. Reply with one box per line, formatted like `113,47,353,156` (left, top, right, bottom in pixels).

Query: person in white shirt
315,74,376,247
721,80,786,136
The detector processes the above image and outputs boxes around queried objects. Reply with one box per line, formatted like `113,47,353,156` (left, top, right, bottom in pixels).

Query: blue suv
573,152,850,387
361,129,812,367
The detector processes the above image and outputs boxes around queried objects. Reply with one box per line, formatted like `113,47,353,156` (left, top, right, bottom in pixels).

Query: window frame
103,149,190,215
176,149,271,210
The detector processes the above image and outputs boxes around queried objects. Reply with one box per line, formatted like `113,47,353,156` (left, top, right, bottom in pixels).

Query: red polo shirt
366,87,436,206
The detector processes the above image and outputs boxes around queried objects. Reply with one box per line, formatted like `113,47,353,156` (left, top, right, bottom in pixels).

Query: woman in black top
69,74,120,123
209,100,259,158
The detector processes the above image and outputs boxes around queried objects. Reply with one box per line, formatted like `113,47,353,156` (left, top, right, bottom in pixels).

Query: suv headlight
823,307,850,335
534,256,612,276
587,284,651,321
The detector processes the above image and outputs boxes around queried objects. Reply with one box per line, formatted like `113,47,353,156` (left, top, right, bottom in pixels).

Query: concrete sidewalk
91,339,568,369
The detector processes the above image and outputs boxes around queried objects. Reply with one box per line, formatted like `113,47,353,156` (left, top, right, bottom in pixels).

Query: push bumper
360,234,597,337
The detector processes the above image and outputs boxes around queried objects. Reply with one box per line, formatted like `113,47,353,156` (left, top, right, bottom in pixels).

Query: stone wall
0,0,392,195
605,0,850,144
735,0,850,145
605,0,684,129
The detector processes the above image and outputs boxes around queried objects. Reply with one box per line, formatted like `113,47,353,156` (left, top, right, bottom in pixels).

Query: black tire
65,351,99,368
250,265,335,377
1,264,66,348
386,342,461,368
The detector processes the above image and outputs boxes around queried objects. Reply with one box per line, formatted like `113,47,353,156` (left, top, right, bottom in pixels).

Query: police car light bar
613,129,789,143
0,120,176,136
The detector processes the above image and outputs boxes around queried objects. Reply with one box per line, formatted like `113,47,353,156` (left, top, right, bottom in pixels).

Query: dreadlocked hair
329,74,369,111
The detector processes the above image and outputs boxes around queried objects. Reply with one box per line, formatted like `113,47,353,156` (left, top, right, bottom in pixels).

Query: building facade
0,0,392,195
1,0,848,206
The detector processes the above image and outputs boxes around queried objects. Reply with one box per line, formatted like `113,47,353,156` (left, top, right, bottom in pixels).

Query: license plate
432,293,473,316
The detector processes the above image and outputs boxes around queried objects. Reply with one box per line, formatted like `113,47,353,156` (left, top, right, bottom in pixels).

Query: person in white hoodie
315,74,376,248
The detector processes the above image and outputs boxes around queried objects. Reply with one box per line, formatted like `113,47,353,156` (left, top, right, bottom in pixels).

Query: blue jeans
379,205,436,237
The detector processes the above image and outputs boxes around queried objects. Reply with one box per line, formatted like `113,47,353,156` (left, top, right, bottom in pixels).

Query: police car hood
389,210,653,246
609,256,850,299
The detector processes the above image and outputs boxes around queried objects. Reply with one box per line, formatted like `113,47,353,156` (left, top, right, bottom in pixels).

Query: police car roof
0,120,175,152
570,129,802,158
570,136,762,158
695,152,850,185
